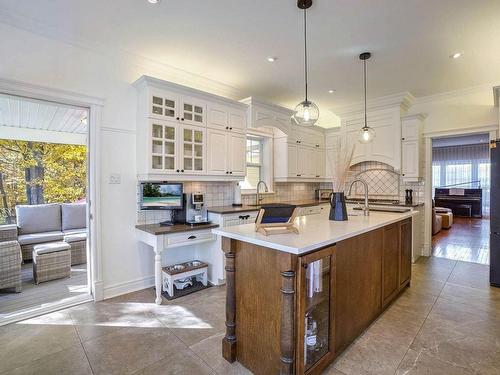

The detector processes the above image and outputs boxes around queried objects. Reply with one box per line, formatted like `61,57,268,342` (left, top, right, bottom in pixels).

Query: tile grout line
67,308,97,375
391,259,458,375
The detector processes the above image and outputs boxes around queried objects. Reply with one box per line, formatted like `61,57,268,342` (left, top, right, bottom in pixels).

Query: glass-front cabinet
151,121,178,172
297,246,336,374
181,97,205,126
181,125,205,174
151,93,178,120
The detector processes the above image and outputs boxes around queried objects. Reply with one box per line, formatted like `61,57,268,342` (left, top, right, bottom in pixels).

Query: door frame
0,78,104,324
422,124,498,257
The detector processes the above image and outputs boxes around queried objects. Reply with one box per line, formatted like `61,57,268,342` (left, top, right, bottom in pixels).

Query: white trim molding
0,77,104,307
103,276,155,300
332,92,415,117
424,124,498,138
415,83,500,105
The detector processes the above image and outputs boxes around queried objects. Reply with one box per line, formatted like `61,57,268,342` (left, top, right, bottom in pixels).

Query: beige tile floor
0,257,499,375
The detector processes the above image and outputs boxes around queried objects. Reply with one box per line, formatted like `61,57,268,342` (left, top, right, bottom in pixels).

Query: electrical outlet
109,173,121,184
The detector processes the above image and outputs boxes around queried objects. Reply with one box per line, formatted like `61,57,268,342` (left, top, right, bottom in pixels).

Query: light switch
109,173,121,184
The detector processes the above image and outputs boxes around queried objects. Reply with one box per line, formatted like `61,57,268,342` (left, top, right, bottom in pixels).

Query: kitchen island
212,210,416,375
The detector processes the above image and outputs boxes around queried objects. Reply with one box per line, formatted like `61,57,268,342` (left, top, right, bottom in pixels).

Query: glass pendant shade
358,126,376,144
292,100,319,127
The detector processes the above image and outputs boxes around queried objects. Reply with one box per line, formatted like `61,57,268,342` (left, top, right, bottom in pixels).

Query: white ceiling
0,0,499,127
0,94,88,134
432,133,490,148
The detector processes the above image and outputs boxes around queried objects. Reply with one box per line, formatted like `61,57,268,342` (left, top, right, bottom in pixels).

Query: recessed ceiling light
267,57,277,62
328,90,335,94
147,0,160,4
450,52,463,59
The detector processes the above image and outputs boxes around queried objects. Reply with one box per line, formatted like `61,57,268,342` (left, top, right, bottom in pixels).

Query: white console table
135,223,219,304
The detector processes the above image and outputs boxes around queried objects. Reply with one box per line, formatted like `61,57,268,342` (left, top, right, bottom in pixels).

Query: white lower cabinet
206,129,246,176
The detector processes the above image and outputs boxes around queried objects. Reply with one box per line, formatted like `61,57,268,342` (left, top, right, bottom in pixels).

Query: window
445,164,472,187
242,138,262,189
432,164,441,192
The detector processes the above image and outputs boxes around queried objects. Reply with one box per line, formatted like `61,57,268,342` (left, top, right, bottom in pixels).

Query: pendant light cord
363,58,367,129
304,9,308,101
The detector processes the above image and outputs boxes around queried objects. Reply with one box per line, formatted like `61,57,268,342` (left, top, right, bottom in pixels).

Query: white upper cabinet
314,148,326,178
206,129,246,177
207,103,247,133
134,75,247,180
401,114,425,181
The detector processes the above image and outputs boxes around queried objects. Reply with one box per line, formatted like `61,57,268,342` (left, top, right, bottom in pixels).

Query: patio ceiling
0,94,88,145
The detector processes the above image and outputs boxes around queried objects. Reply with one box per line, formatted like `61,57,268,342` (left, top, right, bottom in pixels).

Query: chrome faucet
348,178,370,216
256,180,269,205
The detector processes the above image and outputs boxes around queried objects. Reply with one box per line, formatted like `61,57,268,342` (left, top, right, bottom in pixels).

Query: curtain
432,143,490,217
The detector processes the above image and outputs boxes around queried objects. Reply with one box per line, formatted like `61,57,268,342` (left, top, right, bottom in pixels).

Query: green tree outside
0,140,87,224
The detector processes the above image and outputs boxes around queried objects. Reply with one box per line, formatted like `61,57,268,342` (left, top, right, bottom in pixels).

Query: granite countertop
207,199,328,214
213,210,417,255
136,222,219,235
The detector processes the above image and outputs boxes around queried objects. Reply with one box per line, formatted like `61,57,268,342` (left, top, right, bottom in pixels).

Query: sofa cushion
64,232,87,243
18,231,64,245
61,203,86,231
33,241,70,256
62,228,87,236
16,204,62,235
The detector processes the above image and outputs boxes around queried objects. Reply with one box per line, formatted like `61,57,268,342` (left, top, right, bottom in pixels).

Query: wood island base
220,218,412,375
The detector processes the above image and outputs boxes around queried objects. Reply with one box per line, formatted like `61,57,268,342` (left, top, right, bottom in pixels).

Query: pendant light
357,52,375,143
292,0,319,127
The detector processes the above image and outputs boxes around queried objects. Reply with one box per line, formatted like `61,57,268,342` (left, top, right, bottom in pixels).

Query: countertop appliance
315,189,332,201
490,139,499,287
185,192,211,226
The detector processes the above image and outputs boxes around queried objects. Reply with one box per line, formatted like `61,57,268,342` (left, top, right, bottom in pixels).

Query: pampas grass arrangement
327,138,355,192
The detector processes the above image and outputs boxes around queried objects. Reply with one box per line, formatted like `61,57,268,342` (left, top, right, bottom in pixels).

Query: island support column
222,237,237,362
280,270,296,375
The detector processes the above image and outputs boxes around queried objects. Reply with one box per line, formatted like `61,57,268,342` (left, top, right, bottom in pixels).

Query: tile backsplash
137,163,424,224
321,161,424,204
137,181,321,224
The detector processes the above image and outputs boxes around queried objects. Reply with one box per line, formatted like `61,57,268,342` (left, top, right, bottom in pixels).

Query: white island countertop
212,210,417,255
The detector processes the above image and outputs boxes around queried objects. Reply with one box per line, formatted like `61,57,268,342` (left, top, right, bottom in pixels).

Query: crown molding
332,92,415,117
494,86,500,107
414,83,499,105
240,97,294,115
134,76,248,110
402,113,428,122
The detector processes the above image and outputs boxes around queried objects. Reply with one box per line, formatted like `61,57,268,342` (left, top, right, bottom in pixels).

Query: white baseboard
93,280,104,301
103,275,155,300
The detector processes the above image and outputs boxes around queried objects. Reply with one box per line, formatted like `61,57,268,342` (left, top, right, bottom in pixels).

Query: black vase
329,192,348,221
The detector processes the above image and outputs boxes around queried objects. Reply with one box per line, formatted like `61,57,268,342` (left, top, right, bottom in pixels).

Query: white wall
0,22,243,297
408,86,498,134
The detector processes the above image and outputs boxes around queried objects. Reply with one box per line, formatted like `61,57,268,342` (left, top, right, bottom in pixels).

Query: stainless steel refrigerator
491,139,500,287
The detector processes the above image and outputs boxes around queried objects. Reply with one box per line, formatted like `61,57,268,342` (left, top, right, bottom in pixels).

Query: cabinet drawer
300,205,322,216
165,230,215,247
223,211,258,227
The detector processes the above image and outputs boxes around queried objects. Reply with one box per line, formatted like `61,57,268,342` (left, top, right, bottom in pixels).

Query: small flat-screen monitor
140,182,183,210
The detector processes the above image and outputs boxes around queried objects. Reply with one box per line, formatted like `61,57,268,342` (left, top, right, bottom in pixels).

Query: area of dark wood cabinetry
382,223,401,306
334,228,383,353
399,219,412,286
228,239,297,375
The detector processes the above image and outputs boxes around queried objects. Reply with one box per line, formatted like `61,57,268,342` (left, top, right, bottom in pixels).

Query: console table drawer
165,230,215,248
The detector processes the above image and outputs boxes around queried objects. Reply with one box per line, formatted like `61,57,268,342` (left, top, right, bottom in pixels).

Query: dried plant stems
327,138,355,192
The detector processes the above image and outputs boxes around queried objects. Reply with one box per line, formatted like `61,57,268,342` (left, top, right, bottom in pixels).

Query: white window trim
241,132,274,194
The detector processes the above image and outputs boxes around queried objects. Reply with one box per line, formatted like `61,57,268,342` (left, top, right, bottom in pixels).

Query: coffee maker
185,193,210,225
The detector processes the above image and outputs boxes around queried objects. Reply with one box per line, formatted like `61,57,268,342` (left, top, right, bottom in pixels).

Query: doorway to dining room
431,133,491,265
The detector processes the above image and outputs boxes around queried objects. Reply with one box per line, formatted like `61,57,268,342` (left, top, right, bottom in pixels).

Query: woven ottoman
33,242,71,284
63,233,87,265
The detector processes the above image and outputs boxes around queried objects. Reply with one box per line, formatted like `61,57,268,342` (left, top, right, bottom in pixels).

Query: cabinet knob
226,171,229,174
229,127,233,130
230,171,233,174
181,118,184,121
226,126,229,130
176,117,180,120
188,235,197,240
402,137,405,140
176,169,180,172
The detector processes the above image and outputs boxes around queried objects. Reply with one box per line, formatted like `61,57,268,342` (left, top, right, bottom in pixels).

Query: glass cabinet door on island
297,246,336,374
